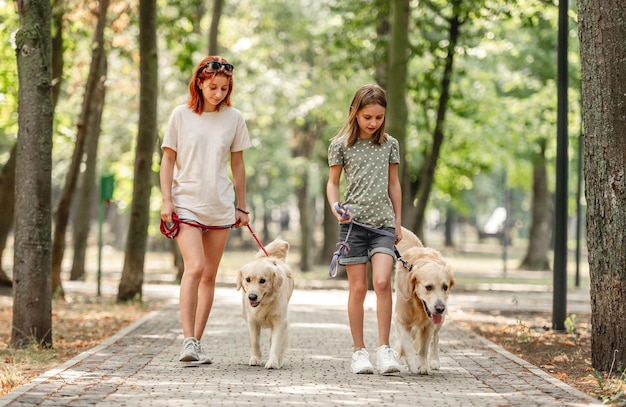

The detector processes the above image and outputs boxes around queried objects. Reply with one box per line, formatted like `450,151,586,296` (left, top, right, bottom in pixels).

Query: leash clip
398,257,413,272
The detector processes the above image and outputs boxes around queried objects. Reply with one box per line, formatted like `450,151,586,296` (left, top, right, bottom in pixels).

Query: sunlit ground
1,227,590,292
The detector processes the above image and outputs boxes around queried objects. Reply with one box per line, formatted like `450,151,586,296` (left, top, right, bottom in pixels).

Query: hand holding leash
333,202,351,221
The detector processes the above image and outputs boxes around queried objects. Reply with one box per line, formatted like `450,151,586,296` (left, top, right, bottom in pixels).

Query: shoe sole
179,354,199,362
352,367,374,374
378,366,401,375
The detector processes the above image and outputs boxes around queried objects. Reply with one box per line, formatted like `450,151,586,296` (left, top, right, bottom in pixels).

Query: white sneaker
376,345,401,375
194,341,212,364
351,348,374,374
179,337,199,362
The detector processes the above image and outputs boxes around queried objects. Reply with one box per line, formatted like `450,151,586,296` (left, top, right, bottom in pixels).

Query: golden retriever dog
393,227,454,375
236,238,295,369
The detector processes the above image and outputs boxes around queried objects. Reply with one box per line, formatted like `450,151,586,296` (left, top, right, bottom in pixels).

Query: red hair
187,56,234,114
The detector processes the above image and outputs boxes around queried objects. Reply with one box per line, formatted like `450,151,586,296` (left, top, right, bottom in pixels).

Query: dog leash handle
333,202,350,220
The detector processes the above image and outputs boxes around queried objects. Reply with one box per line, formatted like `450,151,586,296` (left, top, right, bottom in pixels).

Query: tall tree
50,0,110,298
117,0,158,302
11,0,53,347
386,0,410,217
208,0,223,55
0,0,64,281
578,0,626,371
519,138,551,270
292,123,318,271
411,0,463,239
71,49,108,281
503,4,563,271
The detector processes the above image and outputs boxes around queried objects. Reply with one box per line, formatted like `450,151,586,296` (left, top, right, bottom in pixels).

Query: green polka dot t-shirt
328,135,400,228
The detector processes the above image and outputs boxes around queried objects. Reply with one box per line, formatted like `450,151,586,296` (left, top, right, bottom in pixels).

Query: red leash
160,213,269,257
246,224,269,257
160,213,231,239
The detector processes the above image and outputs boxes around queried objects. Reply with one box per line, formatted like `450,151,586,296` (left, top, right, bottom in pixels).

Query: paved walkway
1,283,601,407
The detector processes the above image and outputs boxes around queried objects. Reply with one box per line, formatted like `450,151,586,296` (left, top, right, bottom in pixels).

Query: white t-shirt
162,105,251,226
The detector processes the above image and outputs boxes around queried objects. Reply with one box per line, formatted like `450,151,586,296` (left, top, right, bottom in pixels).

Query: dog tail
260,238,289,260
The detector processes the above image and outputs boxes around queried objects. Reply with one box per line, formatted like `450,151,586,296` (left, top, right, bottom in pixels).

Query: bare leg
176,225,206,339
194,228,229,340
346,263,368,350
371,253,394,347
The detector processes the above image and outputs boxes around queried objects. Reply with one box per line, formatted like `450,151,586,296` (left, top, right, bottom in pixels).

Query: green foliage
593,364,626,406
564,314,577,335
418,0,582,231
0,0,18,160
0,0,584,245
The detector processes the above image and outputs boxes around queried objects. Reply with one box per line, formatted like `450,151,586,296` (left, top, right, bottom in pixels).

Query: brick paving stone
0,287,602,407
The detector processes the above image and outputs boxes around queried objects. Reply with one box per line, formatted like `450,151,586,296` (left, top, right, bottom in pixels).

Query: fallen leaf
553,354,569,363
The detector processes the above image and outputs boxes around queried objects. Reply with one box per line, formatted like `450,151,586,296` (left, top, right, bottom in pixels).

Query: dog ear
236,269,243,291
448,270,455,290
409,271,419,295
272,266,283,288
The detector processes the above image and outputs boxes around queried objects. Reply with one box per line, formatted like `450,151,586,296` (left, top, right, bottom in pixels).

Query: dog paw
264,358,281,369
405,360,419,374
249,356,262,366
417,365,431,375
430,359,441,370
415,357,431,375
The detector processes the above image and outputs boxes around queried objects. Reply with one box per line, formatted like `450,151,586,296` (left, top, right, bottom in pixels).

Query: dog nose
248,294,257,301
435,303,446,314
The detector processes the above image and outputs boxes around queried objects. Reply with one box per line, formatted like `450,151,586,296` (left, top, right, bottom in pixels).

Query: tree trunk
444,207,455,248
208,0,223,55
51,0,109,298
0,0,64,284
262,208,271,245
117,0,158,302
296,168,312,271
519,140,551,270
11,0,53,348
373,0,390,90
413,1,461,241
321,179,339,262
292,124,317,272
71,51,108,281
386,0,410,225
579,0,626,372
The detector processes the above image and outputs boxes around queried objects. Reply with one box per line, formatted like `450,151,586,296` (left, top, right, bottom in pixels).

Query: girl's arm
326,165,350,223
160,147,177,222
388,163,403,242
231,150,250,227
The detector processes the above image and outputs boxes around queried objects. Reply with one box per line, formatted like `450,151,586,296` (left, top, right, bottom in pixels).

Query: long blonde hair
332,84,388,147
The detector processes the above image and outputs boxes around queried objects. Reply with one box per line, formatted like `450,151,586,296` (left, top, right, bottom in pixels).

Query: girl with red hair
160,56,251,363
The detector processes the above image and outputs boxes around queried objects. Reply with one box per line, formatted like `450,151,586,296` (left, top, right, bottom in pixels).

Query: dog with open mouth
393,227,454,375
236,238,294,369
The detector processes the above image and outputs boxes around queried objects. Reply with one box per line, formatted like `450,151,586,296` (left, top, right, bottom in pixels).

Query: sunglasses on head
205,61,234,73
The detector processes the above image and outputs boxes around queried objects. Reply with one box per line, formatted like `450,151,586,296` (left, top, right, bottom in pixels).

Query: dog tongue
432,314,443,324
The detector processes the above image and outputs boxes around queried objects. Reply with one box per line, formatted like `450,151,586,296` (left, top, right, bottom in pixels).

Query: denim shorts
337,223,396,266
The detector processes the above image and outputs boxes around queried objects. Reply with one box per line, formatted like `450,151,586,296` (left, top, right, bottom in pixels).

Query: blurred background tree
0,0,584,288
